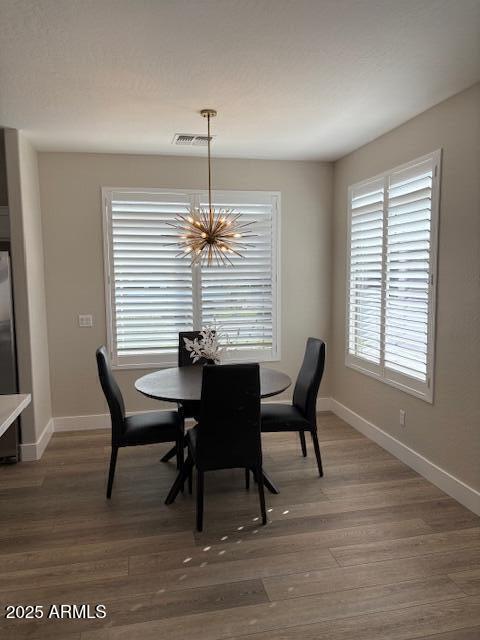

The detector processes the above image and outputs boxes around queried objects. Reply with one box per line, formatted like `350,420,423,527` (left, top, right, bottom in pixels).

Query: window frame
102,187,281,370
345,150,441,403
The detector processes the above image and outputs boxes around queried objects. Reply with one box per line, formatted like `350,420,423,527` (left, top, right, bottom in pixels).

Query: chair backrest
178,331,215,367
197,363,261,471
293,338,326,426
96,346,126,441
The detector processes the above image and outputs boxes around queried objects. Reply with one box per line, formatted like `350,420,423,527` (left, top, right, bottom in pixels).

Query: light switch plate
78,314,93,328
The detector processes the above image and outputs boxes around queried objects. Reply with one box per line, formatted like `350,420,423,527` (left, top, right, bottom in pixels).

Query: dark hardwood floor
0,412,479,639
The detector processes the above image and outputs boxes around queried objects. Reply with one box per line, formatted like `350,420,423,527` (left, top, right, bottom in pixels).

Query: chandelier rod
207,112,212,224
201,108,217,226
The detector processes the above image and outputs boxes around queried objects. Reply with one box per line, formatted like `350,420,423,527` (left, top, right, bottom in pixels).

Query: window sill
345,356,433,404
112,352,281,371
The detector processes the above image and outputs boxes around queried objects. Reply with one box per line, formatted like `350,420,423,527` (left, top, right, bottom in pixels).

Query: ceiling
0,0,479,161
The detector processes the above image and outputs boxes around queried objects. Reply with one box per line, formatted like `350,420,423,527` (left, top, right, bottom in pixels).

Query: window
346,150,441,402
102,188,280,368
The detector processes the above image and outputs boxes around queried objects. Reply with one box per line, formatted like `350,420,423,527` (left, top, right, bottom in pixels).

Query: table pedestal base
161,444,177,463
164,464,279,505
260,469,279,494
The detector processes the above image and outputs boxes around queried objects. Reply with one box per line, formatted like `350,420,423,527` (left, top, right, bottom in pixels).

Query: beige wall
4,129,52,444
38,154,332,418
0,130,8,207
0,130,10,239
332,84,480,490
36,85,479,494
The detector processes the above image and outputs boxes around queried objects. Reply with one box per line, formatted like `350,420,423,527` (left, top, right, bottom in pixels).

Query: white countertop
0,394,31,438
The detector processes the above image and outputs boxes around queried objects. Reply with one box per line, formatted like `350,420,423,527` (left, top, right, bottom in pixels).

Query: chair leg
255,467,267,525
299,431,307,457
177,438,185,493
188,466,193,494
176,437,184,470
196,469,204,532
245,468,250,490
106,446,118,499
311,430,324,477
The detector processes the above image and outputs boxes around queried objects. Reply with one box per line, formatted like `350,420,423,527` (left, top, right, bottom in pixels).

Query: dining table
135,365,292,499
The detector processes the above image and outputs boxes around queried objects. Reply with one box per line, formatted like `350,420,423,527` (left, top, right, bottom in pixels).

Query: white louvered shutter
346,151,440,401
200,193,278,360
108,191,194,365
347,178,384,368
385,159,434,383
104,189,280,367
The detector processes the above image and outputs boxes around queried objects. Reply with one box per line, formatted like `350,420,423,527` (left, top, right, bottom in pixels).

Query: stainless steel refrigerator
0,245,19,462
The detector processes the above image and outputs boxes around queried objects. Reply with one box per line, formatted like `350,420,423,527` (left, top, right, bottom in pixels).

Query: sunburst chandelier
170,109,254,266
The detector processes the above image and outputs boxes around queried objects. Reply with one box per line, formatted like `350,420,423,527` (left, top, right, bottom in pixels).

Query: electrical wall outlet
78,314,93,328
399,409,406,427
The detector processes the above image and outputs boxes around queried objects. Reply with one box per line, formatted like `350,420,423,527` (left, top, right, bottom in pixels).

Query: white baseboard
53,397,332,433
330,398,480,516
20,418,54,461
54,413,111,432
54,409,188,432
264,397,331,411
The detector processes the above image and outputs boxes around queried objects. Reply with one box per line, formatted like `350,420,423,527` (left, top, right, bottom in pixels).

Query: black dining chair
160,331,210,464
260,337,326,476
166,363,266,532
178,330,214,418
96,346,184,498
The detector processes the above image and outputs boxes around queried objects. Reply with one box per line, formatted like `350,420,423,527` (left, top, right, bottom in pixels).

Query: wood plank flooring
0,411,479,640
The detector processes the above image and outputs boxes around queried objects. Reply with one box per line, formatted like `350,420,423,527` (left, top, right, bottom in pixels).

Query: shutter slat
387,187,431,207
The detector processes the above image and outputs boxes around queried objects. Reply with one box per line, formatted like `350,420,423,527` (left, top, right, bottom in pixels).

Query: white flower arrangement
183,325,229,364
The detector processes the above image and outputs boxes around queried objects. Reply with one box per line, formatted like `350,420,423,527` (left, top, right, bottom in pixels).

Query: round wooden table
135,365,291,498
135,365,291,402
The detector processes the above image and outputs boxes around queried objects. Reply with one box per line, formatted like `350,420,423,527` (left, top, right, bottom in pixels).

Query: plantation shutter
108,191,194,365
104,189,280,367
346,151,440,401
200,193,278,359
385,159,434,382
347,178,384,368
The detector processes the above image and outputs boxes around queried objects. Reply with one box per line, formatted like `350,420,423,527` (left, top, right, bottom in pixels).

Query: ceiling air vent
172,134,214,146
